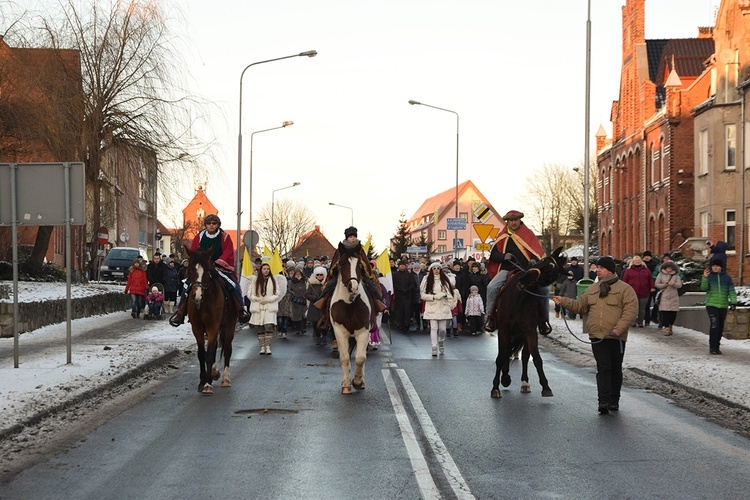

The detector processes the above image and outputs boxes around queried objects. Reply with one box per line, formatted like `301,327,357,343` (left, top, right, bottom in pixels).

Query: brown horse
185,247,238,394
329,243,376,394
490,247,566,399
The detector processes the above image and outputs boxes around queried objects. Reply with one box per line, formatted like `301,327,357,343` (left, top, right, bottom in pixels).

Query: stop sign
97,226,109,245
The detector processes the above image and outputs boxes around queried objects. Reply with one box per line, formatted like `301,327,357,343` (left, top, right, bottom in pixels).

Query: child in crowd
464,285,485,335
124,259,148,318
146,286,164,319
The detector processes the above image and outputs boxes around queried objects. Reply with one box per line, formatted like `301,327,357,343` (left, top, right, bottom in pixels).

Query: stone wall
674,292,749,339
0,292,129,338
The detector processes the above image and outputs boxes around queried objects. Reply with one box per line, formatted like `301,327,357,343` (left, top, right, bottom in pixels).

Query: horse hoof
541,389,554,397
202,384,214,395
212,371,220,381
353,381,365,390
341,386,352,395
520,386,531,394
221,380,231,388
501,375,511,388
491,390,502,399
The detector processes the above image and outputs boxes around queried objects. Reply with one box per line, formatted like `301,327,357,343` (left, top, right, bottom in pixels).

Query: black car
99,247,143,282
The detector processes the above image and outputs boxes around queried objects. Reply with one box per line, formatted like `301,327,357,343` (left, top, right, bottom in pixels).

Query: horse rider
169,214,250,326
484,210,549,333
313,226,387,326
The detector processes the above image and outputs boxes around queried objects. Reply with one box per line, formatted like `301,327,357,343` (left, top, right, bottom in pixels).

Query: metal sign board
407,246,427,253
453,238,464,249
473,203,493,223
0,163,85,226
475,243,491,251
446,217,466,230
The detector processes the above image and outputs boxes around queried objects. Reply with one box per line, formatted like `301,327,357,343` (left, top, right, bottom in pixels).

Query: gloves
730,304,737,311
503,253,514,261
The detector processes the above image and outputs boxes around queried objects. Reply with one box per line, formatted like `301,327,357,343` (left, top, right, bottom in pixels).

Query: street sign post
446,217,466,230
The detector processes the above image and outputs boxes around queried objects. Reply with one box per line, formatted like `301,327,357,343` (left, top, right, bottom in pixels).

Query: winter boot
258,333,266,355
265,332,273,355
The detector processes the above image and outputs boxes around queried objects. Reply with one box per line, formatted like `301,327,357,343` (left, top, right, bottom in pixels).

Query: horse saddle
497,269,522,298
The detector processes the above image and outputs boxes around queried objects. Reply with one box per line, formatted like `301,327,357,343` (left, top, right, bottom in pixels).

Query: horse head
519,246,566,288
186,247,214,307
337,242,362,302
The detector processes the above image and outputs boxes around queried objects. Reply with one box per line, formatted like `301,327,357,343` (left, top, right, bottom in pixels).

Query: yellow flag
376,250,391,276
263,246,272,258
363,234,372,254
270,248,283,275
434,209,439,224
241,247,253,278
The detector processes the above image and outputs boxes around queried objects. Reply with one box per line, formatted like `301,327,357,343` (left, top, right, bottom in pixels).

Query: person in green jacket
700,258,738,355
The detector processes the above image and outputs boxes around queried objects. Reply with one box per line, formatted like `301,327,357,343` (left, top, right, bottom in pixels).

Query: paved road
3,326,750,499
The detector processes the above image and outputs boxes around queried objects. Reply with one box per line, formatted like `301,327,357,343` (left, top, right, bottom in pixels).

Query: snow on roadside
1,280,123,303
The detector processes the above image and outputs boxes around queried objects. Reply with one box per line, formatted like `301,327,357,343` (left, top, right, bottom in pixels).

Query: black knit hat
711,258,724,268
344,226,357,238
596,256,617,274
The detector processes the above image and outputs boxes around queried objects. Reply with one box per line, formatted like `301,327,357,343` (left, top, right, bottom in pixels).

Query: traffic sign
446,217,466,230
407,246,427,253
97,226,109,245
473,203,493,223
453,238,464,249
475,243,491,251
473,223,494,243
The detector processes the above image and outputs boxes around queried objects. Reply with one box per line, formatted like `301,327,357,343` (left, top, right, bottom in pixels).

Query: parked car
99,247,143,282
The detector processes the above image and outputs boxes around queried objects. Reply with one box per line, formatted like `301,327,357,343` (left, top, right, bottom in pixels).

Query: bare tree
2,0,218,272
524,163,581,252
254,199,317,256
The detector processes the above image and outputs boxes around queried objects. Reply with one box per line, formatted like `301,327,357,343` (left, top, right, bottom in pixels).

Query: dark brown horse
185,247,238,394
490,247,566,399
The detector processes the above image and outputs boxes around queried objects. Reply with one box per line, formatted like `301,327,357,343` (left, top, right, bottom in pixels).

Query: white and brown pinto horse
329,243,376,394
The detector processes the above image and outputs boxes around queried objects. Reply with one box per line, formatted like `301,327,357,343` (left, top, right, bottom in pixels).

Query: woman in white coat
420,262,460,356
247,262,284,355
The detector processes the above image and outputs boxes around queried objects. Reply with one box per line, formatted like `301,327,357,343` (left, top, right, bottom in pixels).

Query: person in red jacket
621,254,655,328
169,214,250,326
124,259,148,318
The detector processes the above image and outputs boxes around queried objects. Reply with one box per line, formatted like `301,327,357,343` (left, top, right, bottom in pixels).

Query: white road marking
382,370,440,499
395,368,476,500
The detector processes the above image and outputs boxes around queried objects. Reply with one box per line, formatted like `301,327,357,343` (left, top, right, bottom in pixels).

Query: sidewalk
546,313,750,410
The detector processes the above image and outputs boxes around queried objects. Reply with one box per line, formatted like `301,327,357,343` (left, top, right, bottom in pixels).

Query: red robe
486,223,545,279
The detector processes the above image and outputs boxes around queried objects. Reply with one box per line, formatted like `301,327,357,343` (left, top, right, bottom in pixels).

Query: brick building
0,35,85,268
693,0,750,283
595,0,714,260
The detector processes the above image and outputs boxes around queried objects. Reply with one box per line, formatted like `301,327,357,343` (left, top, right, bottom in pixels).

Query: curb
0,349,181,441
628,366,750,414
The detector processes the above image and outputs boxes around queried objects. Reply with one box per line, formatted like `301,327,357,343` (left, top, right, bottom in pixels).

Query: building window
698,129,709,175
659,136,666,181
726,210,736,251
726,124,737,171
438,230,446,240
459,212,468,221
437,244,446,253
649,142,657,185
700,211,709,237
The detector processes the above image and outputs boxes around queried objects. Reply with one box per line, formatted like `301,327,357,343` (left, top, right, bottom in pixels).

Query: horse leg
352,330,368,390
202,334,219,395
520,345,531,394
195,341,209,393
335,329,353,394
492,334,510,398
221,328,234,388
530,342,553,397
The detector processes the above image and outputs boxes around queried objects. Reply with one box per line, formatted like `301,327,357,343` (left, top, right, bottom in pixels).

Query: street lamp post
328,202,354,226
271,182,301,247
235,50,317,275
408,100,460,254
583,0,592,271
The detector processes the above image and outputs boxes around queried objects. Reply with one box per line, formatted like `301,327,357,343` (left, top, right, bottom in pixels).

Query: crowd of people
117,211,742,414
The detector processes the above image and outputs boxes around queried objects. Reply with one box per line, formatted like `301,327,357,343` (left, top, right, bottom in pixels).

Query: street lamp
235,50,317,274
328,202,354,226
271,182,301,246
409,99,460,254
